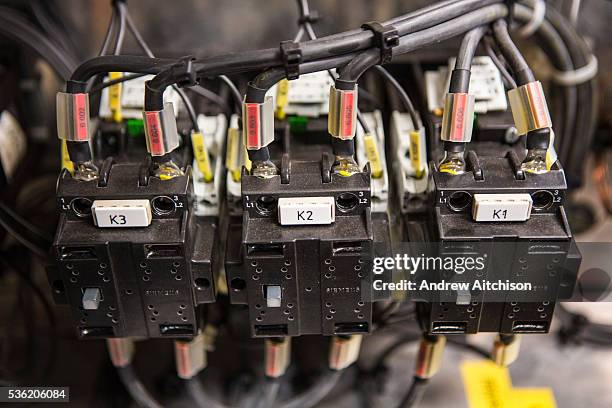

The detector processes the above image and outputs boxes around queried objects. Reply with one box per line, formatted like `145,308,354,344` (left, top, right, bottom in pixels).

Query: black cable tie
297,10,320,25
361,21,399,65
172,57,197,88
280,40,302,81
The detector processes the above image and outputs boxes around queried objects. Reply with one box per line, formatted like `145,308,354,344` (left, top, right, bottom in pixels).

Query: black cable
276,370,343,408
0,210,48,258
254,379,281,408
116,365,163,408
0,256,58,383
185,377,231,408
219,75,243,114
121,2,199,132
135,1,509,110
491,19,534,85
372,66,421,128
113,1,127,56
295,0,372,135
0,202,52,243
0,7,76,80
483,35,517,88
89,73,147,94
396,377,429,408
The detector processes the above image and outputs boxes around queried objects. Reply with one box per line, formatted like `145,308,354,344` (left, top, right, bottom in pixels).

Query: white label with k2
278,196,335,225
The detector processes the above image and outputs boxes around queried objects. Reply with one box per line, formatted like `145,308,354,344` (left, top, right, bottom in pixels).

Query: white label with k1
278,196,335,225
472,193,533,222
92,199,152,227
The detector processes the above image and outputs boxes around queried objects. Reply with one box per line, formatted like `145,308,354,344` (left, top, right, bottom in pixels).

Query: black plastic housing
225,156,390,338
416,151,581,335
48,162,218,339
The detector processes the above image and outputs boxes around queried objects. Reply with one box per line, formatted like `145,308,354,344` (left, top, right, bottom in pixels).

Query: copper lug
328,335,363,371
491,334,521,366
414,335,446,379
243,97,275,150
328,85,358,140
56,92,91,142
265,337,291,378
440,92,475,143
175,332,207,379
107,338,134,368
507,81,552,135
143,102,180,156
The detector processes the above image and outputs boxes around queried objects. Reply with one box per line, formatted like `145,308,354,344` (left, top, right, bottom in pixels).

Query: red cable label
145,111,164,155
73,93,89,141
450,93,468,142
340,90,355,137
526,82,547,127
245,104,261,148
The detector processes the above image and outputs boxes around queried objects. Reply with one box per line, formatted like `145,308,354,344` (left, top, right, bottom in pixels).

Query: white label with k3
278,196,335,225
472,193,533,222
92,199,152,227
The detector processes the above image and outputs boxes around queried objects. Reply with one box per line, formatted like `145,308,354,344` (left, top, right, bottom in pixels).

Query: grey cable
116,365,163,408
185,377,231,408
275,370,343,408
483,36,517,88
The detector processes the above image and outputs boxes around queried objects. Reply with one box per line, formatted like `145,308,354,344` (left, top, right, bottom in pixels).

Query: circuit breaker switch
92,199,152,228
472,194,533,222
264,285,282,308
328,85,358,140
82,288,101,310
278,197,335,225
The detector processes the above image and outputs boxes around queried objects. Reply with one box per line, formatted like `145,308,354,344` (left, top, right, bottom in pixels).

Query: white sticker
92,199,152,228
472,193,533,222
278,196,335,225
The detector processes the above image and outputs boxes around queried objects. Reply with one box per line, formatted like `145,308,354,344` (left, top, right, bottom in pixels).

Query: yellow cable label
226,127,241,182
61,139,74,173
509,389,556,408
462,360,557,408
191,131,213,182
545,129,557,170
275,79,290,120
462,360,513,408
409,130,425,178
364,134,383,178
108,72,123,123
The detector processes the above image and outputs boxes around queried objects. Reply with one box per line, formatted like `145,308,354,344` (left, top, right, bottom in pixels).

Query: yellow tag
364,134,383,178
409,130,425,178
509,389,557,408
242,142,252,172
191,131,213,182
108,72,123,123
61,139,74,173
462,360,557,408
545,129,557,170
226,127,241,182
275,79,290,120
462,360,513,408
